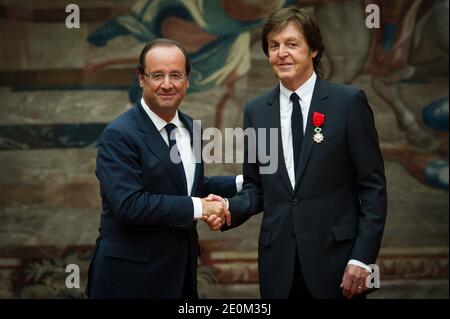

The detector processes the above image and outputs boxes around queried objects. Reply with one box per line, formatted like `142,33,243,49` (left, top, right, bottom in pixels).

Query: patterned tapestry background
0,0,448,298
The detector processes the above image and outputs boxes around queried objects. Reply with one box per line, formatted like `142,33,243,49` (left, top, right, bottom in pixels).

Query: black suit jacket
87,103,236,298
227,78,387,298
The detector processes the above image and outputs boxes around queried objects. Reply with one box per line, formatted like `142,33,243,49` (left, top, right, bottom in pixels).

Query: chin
158,98,176,105
161,103,177,109
278,75,294,84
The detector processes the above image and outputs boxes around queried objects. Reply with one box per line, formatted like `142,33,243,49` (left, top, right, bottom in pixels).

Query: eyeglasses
142,71,187,84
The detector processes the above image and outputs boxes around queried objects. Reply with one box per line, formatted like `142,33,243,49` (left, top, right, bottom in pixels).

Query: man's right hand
201,194,232,231
201,197,226,221
205,194,231,226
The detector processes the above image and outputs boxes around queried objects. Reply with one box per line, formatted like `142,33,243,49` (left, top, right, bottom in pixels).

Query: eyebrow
269,37,300,43
148,71,184,74
284,37,300,42
147,68,185,74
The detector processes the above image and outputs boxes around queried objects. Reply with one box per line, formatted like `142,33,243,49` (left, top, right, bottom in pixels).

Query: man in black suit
86,38,239,299
208,7,387,299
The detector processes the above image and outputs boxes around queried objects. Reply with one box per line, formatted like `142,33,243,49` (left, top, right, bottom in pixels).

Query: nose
160,75,173,89
278,45,288,58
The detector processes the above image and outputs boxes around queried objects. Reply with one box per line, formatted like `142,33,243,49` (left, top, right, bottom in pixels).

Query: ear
311,49,318,58
186,78,190,89
137,70,144,88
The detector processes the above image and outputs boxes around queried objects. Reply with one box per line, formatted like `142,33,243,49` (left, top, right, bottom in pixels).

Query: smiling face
268,21,317,91
138,45,189,122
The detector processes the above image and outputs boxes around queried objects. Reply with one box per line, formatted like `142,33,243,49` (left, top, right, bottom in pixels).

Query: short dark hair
137,38,191,76
261,7,325,78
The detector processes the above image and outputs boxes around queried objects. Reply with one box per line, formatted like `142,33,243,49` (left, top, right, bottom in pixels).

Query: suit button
292,198,298,205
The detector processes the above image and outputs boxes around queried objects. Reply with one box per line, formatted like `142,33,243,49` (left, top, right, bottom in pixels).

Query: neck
282,69,314,92
154,110,176,123
146,104,177,123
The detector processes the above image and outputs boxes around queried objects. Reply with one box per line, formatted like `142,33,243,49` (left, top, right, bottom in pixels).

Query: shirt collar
140,97,183,131
279,71,317,102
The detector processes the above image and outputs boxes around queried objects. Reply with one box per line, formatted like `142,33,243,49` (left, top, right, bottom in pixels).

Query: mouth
276,63,294,70
158,93,176,99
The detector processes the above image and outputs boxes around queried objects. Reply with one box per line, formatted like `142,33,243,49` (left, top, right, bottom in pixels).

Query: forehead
145,45,186,71
268,21,305,42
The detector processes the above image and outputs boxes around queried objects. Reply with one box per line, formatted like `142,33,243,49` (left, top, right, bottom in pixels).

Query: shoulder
101,105,140,139
245,87,278,113
319,79,369,113
319,79,374,123
320,79,362,98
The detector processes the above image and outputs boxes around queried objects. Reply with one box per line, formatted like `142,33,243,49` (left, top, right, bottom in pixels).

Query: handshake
200,194,231,231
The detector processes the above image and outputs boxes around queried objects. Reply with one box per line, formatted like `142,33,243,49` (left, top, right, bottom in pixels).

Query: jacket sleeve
96,127,194,226
225,104,264,230
203,176,237,198
347,90,388,264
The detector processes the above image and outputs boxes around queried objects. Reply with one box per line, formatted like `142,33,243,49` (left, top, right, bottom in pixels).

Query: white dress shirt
279,72,316,190
141,98,242,220
277,74,371,273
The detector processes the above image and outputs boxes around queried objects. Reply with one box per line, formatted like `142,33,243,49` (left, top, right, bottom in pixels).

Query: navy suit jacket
87,103,236,298
227,78,387,298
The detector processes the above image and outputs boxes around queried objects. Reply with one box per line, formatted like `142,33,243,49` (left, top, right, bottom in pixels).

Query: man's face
138,45,189,118
268,21,317,91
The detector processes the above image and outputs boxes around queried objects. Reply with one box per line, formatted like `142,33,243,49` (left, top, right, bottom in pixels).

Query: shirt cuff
348,259,371,272
224,198,229,209
192,197,203,220
235,175,243,192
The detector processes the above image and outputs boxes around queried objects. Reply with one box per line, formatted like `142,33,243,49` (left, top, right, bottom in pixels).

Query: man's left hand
202,214,223,231
340,264,371,299
206,194,231,226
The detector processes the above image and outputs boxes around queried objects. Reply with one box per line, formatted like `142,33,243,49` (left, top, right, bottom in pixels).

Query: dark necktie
165,123,188,194
290,92,303,176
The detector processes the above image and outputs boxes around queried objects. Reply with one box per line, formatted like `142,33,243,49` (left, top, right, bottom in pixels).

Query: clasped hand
200,194,231,231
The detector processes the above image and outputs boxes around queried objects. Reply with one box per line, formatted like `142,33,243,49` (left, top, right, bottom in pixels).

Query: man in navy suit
208,7,387,299
86,38,239,299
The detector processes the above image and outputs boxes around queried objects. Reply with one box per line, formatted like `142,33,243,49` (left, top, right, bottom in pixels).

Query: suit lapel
135,103,188,195
179,111,202,196
294,78,329,194
266,87,294,195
